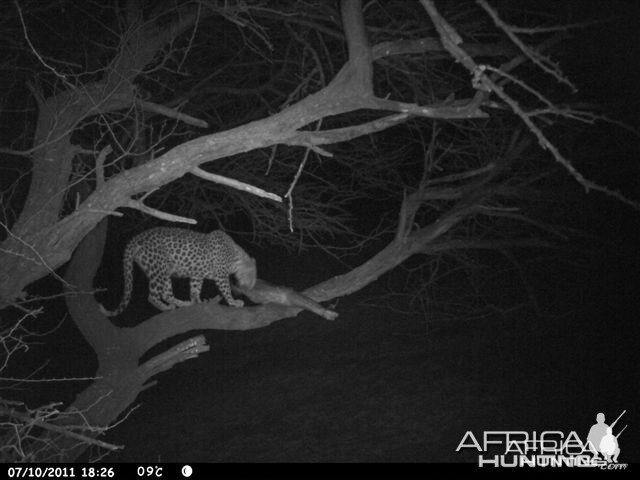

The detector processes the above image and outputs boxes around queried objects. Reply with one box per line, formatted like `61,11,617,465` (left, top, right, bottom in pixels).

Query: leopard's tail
99,241,138,317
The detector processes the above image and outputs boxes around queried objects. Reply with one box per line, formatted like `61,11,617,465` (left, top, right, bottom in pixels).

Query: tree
0,0,637,462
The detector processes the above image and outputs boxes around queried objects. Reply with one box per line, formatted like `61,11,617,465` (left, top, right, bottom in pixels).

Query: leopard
99,227,256,316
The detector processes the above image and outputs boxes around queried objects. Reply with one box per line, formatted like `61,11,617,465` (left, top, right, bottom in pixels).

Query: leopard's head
235,256,257,289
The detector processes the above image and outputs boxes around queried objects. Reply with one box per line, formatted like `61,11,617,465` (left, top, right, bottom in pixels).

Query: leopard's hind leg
147,273,176,311
150,272,192,310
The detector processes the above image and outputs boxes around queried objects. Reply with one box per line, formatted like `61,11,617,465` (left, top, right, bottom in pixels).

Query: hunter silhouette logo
586,410,627,463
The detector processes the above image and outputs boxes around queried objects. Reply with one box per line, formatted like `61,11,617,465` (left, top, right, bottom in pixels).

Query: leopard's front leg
189,277,204,304
214,271,244,307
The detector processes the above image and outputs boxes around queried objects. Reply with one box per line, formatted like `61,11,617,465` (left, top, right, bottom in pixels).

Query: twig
0,407,123,452
13,0,70,85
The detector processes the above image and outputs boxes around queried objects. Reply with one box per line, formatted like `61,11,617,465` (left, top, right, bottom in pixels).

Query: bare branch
477,0,576,90
191,167,282,202
125,200,197,224
420,0,640,211
0,406,123,453
284,113,409,148
138,100,209,128
141,335,209,376
95,145,112,187
372,38,515,60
